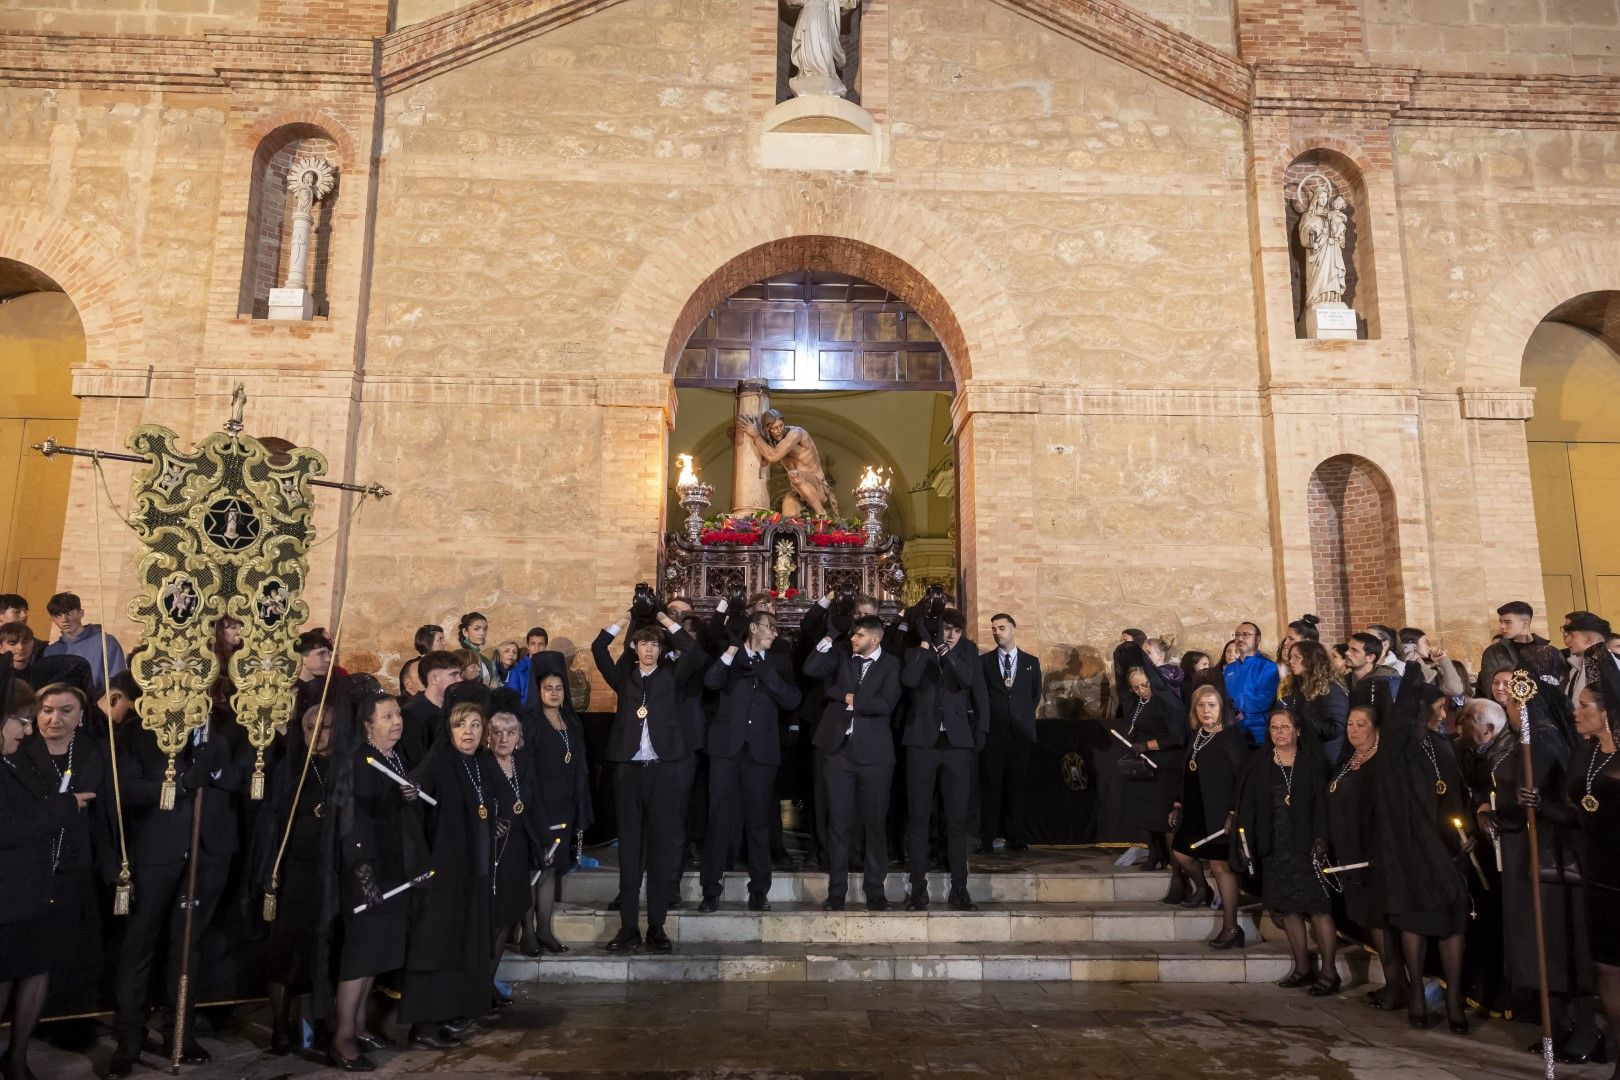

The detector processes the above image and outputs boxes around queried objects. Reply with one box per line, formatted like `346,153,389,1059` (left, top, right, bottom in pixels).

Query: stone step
552,900,1262,946
498,940,1369,985
562,866,1173,906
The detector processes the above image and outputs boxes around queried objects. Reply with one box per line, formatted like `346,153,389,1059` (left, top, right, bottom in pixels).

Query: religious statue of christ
745,408,840,518
786,0,861,99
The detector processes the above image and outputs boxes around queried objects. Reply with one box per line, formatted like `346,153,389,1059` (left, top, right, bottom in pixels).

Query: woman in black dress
1,682,95,1080
486,693,542,1005
1281,641,1350,765
400,702,496,1050
326,691,426,1070
523,671,593,955
1233,707,1338,994
1324,705,1402,1007
1371,665,1473,1033
256,703,336,1056
1168,685,1250,947
23,683,111,1018
1114,655,1186,894
1565,659,1620,1080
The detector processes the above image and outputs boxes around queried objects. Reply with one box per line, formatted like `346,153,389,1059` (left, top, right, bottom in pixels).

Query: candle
1321,861,1370,875
1453,817,1490,891
366,756,438,806
1189,828,1227,850
352,869,435,913
1489,792,1503,872
1110,728,1157,770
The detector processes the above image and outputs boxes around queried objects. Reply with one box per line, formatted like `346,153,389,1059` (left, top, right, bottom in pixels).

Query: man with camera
803,613,902,910
698,610,802,911
899,606,989,911
590,587,706,952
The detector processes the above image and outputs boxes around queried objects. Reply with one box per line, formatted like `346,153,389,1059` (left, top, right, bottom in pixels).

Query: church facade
4,0,1619,678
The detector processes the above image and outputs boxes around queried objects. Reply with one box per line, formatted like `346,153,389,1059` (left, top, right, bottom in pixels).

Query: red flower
784,587,800,599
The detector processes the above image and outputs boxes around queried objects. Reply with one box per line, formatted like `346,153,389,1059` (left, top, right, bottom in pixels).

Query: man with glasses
1222,622,1278,744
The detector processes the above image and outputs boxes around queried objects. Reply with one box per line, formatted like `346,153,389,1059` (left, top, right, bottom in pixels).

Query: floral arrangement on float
694,509,867,548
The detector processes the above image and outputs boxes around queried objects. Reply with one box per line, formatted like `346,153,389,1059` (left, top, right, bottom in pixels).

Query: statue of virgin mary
786,0,861,98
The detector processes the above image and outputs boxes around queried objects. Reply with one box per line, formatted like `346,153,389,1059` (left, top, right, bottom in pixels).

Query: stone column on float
732,379,772,513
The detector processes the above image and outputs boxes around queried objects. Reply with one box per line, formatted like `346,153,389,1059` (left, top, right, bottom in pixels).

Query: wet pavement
28,979,1598,1079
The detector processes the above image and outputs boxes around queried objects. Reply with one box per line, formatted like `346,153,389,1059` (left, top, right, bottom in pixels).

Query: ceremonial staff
1507,670,1556,1080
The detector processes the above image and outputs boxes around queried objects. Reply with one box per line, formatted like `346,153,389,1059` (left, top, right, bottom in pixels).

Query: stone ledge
759,96,885,172
1457,387,1536,420
71,367,152,399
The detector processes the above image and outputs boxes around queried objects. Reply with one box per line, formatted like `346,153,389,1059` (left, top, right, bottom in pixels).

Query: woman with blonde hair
1168,684,1251,947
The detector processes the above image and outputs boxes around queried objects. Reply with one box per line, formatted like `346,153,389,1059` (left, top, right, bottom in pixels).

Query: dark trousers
979,724,1031,845
823,745,892,901
907,743,973,893
666,753,701,896
700,746,777,899
614,760,683,931
113,856,228,1055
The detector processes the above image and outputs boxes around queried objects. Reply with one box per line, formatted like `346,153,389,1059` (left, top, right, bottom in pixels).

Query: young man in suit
803,613,901,910
698,611,801,912
900,608,989,910
591,601,703,953
979,612,1041,854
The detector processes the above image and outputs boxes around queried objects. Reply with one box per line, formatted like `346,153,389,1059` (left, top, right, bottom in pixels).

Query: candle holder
674,454,712,544
853,465,891,548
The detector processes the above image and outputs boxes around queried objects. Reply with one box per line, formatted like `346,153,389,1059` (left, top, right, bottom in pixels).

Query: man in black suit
108,718,250,1077
591,602,703,953
398,649,461,766
698,611,802,912
979,612,1041,854
803,613,901,910
900,607,989,910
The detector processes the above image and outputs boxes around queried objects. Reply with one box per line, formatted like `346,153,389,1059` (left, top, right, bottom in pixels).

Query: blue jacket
506,655,532,704
43,623,127,691
1223,653,1279,743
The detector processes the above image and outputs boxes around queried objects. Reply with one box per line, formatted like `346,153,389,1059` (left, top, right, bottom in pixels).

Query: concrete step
552,899,1262,946
563,866,1174,906
497,939,1370,985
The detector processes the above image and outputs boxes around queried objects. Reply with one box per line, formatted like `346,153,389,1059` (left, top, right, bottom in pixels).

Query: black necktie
857,656,872,684
1002,653,1012,682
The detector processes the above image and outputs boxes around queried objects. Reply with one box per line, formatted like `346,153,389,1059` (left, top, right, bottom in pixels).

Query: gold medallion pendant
1004,677,1014,689
563,751,572,765
313,803,324,819
1329,780,1338,794
1188,760,1199,773
512,800,525,815
636,706,649,719
479,804,489,820
1284,796,1292,807
1435,779,1447,797
1582,793,1600,813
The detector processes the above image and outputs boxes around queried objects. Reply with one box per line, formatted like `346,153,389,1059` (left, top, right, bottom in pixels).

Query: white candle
1111,728,1157,769
366,756,438,806
1189,828,1227,850
1321,860,1370,875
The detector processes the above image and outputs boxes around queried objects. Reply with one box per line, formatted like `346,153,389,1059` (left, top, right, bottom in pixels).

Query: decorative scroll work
126,410,327,805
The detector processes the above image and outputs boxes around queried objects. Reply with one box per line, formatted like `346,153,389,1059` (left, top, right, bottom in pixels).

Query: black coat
21,731,114,882
405,744,495,973
899,640,989,750
0,751,79,924
803,645,902,765
1176,725,1249,832
592,628,704,762
524,707,593,839
117,720,249,865
339,744,426,900
398,693,444,769
1232,739,1329,864
702,649,802,765
1280,682,1349,764
981,648,1041,742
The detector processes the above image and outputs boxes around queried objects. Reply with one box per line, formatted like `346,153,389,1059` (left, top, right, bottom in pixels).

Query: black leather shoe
822,897,845,911
606,897,622,912
605,927,642,952
866,895,889,911
1007,841,1029,854
268,1027,293,1056
1448,1015,1471,1036
443,1018,475,1039
165,1044,210,1066
538,939,570,954
1276,970,1314,989
406,1023,459,1050
1208,927,1245,950
975,844,995,855
106,1055,137,1079
906,893,928,912
645,926,673,953
747,894,770,912
354,1033,390,1053
668,896,685,911
326,1047,377,1072
947,889,978,912
697,896,720,914
1364,985,1403,1010
1308,976,1342,998
1181,885,1213,909
490,989,513,1009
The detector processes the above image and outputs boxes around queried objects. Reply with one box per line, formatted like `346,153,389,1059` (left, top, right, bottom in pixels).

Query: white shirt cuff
716,598,729,614
606,623,622,638
818,597,832,609
720,651,735,665
816,637,833,653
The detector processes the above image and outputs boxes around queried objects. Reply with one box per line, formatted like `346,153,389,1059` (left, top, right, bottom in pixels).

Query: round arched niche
1306,454,1402,643
662,236,970,385
237,122,341,319
1284,147,1379,341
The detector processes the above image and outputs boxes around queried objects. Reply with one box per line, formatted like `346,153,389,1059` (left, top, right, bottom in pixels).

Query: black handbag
1117,755,1156,781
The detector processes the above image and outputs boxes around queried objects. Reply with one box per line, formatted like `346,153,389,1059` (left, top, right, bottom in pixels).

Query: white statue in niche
786,0,861,98
282,156,337,292
1293,173,1348,308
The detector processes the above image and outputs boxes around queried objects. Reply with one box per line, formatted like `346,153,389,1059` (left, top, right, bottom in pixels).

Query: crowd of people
1,585,1618,1078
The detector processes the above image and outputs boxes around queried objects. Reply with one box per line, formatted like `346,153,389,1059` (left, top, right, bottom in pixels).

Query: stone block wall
1363,0,1620,75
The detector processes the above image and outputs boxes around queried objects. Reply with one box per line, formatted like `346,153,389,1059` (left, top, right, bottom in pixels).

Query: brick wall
1307,455,1403,643
1234,0,1363,60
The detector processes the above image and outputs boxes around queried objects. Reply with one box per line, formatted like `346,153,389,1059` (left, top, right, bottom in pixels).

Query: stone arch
1465,236,1620,388
608,186,1033,387
0,207,146,370
1306,454,1403,643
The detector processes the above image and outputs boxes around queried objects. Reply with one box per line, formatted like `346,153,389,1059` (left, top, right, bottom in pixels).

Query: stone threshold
564,867,1176,905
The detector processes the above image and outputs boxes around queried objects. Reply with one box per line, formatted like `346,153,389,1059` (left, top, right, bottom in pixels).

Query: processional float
33,385,389,1075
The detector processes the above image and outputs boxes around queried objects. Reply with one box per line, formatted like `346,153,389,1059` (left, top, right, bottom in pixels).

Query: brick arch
609,186,1034,386
1306,454,1403,644
240,112,357,172
1464,236,1620,388
0,207,145,369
